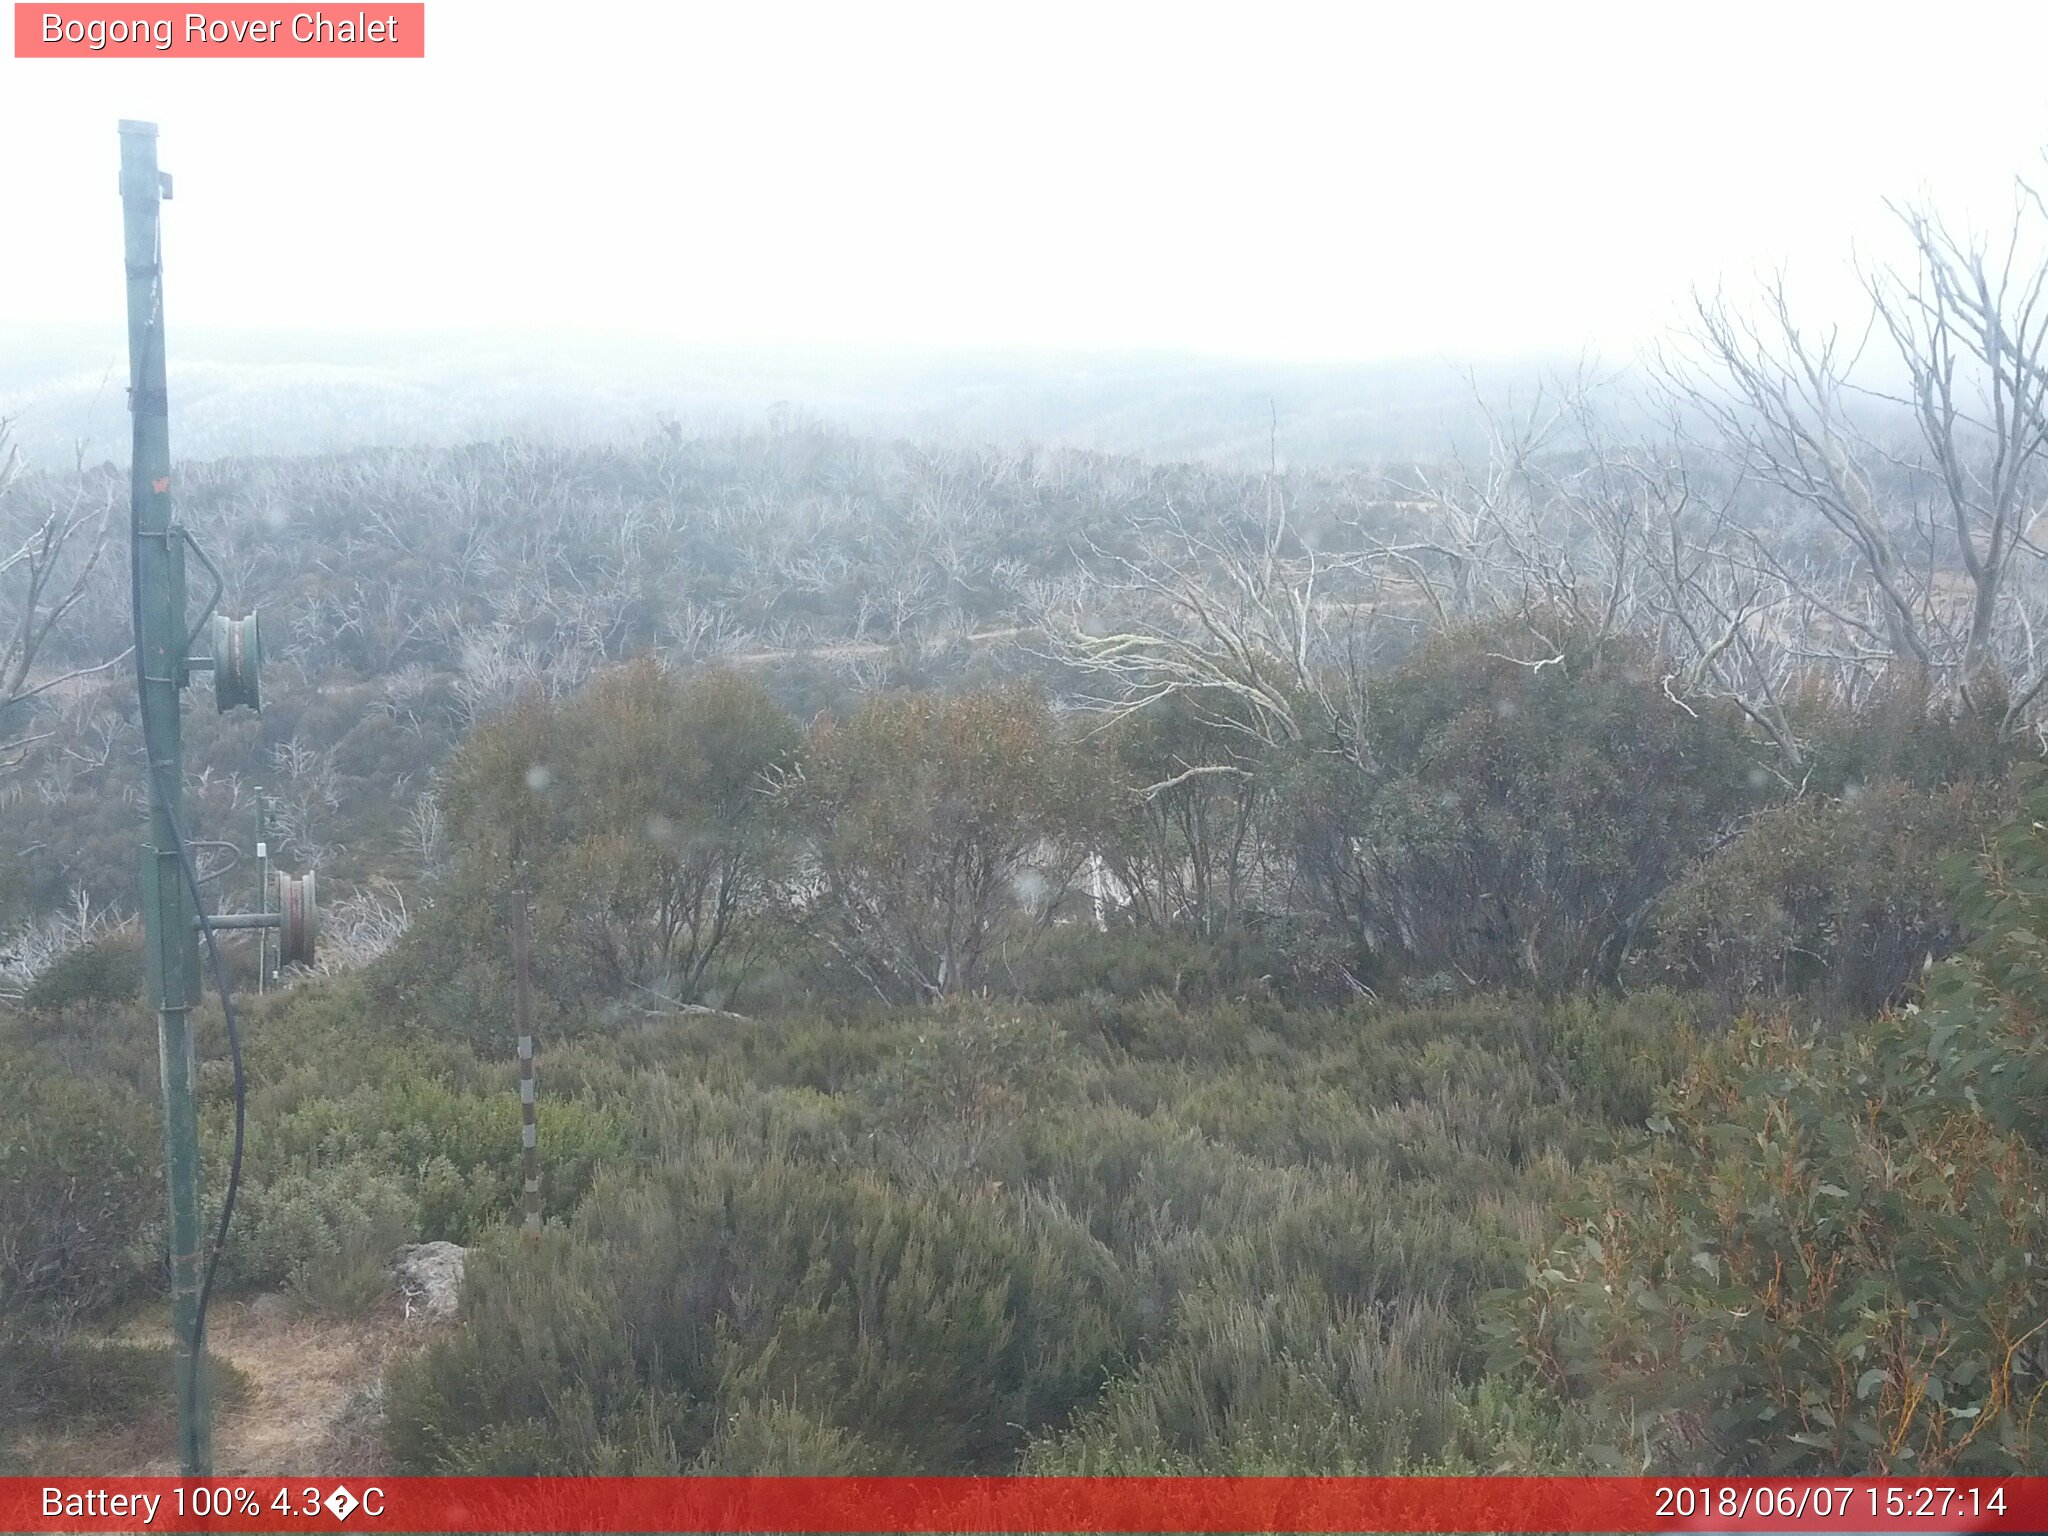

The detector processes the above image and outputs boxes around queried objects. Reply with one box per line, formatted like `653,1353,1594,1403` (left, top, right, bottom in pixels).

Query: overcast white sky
4,0,2048,363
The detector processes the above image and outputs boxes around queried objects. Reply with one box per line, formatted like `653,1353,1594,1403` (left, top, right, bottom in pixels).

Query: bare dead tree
1636,458,1812,769
1871,186,2048,728
1387,373,1655,657
1048,484,1374,776
1373,372,1871,771
0,423,123,773
402,786,450,879
307,880,411,975
0,886,131,1004
1669,175,2048,742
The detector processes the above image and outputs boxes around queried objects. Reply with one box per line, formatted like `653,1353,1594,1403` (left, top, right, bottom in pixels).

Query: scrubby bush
1541,988,1704,1131
1277,622,1760,993
785,685,1105,1000
1500,1010,2048,1473
689,1399,883,1474
226,1166,418,1315
1096,692,1266,937
21,932,143,1014
243,1074,638,1244
1029,1290,1464,1472
537,663,799,1005
12,995,161,1094
0,1051,160,1332
994,925,1292,1005
386,1148,1138,1472
1027,1290,1593,1474
1645,779,2004,1015
1501,772,2048,1473
1795,677,2021,796
389,662,797,1038
860,1006,1068,1185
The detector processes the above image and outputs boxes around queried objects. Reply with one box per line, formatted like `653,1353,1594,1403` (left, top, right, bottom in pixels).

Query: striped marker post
512,889,540,1233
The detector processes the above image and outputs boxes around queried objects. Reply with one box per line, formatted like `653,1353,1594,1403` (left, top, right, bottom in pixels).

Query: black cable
129,230,245,1354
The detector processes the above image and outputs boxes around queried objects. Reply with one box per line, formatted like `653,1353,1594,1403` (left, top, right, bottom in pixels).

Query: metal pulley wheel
275,869,318,966
211,611,262,713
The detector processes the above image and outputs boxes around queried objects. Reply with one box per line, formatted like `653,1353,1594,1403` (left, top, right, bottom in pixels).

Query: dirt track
17,1300,399,1476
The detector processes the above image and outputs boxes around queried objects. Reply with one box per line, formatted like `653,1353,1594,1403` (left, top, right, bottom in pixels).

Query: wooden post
254,789,269,994
512,889,540,1233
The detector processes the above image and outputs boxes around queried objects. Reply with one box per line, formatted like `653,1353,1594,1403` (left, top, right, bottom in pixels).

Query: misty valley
8,4,2048,1500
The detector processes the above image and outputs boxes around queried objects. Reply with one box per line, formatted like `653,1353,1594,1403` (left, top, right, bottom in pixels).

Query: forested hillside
9,179,2048,1476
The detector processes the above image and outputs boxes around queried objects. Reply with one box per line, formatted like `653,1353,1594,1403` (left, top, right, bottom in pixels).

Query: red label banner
1,1477,2043,1533
13,4,424,57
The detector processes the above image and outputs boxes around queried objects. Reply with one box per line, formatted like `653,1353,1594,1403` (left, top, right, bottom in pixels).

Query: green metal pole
120,117,211,1477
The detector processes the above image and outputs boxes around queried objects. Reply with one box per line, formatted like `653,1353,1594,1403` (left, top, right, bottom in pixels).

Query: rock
391,1240,467,1320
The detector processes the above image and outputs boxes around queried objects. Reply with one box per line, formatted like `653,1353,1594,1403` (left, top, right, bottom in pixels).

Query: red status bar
2,1476,2043,1533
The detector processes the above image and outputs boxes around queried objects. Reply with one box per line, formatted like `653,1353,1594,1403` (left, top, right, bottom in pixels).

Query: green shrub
22,933,143,1014
1277,621,1761,992
238,977,491,1100
0,1053,160,1331
1063,989,1296,1066
384,1226,672,1473
244,1072,637,1241
691,1399,883,1474
784,685,1104,1000
1022,1100,1534,1341
1499,1010,2048,1473
1063,992,1645,1174
1503,776,2048,1473
1645,779,2003,1015
860,1006,1067,1185
997,925,1291,1006
387,1148,1137,1472
12,996,160,1098
1028,1290,1590,1474
632,1074,858,1165
1544,988,1703,1129
376,665,798,1039
1795,679,2021,796
227,1166,418,1314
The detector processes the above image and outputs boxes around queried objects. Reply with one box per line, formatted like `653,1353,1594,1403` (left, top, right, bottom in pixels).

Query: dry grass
10,1297,414,1476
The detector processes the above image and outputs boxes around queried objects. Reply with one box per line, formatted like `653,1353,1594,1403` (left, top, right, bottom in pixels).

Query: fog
4,0,2048,461
15,12,2048,1476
